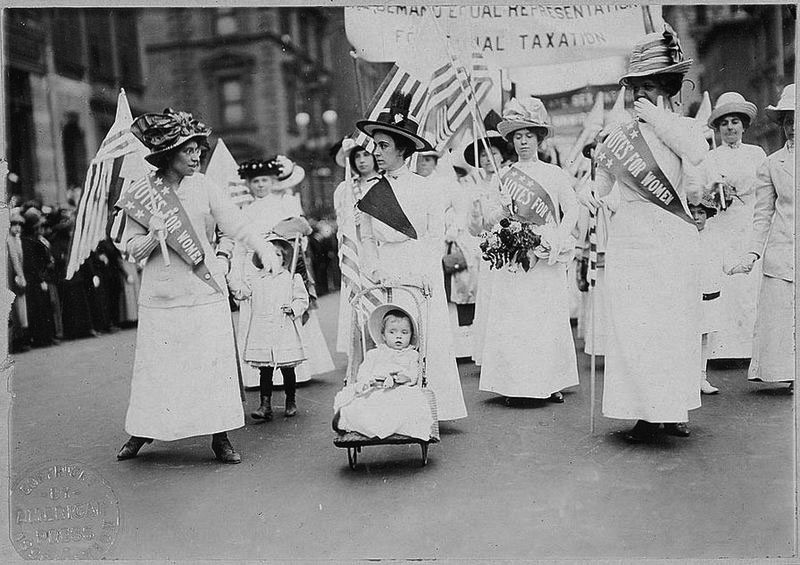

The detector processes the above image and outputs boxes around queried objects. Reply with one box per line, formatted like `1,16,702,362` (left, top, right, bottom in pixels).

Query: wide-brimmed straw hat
238,156,305,189
619,23,692,87
765,84,795,122
131,108,211,166
497,98,554,140
367,303,419,348
462,130,509,167
690,193,719,219
708,92,758,129
356,92,434,153
333,138,363,168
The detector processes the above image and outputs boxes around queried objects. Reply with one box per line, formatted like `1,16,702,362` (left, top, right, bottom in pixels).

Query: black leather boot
211,432,241,464
250,395,272,421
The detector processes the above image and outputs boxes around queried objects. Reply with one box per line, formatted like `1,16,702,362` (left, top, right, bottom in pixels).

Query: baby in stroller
333,304,435,440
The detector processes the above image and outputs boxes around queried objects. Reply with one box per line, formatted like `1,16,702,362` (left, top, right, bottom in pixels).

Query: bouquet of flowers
480,218,542,272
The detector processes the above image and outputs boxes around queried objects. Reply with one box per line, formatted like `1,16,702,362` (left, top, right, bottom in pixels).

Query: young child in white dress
333,305,435,440
691,198,726,395
232,235,309,420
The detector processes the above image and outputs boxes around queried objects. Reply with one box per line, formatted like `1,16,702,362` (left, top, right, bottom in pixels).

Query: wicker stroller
333,283,440,469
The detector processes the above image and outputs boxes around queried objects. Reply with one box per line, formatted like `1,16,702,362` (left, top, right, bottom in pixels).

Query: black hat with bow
356,91,434,152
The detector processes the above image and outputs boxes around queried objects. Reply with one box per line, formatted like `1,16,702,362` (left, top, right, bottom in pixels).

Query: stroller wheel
347,447,358,470
420,443,429,466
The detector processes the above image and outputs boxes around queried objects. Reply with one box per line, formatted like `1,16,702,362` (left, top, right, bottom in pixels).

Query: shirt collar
383,165,410,180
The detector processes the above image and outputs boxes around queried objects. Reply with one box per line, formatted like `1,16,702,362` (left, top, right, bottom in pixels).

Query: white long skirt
471,263,492,365
707,200,761,359
376,239,467,420
602,201,702,423
749,275,795,382
125,300,244,441
334,386,434,440
479,261,580,398
581,268,607,355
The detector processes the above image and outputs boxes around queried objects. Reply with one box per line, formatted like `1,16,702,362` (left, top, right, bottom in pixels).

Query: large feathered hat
619,23,692,86
130,108,211,166
356,91,434,152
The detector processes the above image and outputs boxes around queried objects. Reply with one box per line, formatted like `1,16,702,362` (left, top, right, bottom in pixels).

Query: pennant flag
351,65,429,153
566,91,605,176
605,87,631,131
694,91,714,141
206,138,252,208
66,89,151,279
356,176,418,239
115,171,222,293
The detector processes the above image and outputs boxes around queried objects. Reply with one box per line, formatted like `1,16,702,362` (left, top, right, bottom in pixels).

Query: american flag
66,89,150,279
351,64,429,153
420,51,493,151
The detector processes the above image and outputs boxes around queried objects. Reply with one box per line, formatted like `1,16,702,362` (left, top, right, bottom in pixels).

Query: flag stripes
588,208,598,288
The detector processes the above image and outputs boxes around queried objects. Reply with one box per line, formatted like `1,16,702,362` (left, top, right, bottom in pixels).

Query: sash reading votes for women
500,167,558,226
115,172,222,293
594,121,694,225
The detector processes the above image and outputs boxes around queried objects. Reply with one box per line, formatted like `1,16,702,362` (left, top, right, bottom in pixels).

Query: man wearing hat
698,92,767,361
731,84,795,391
580,24,709,442
355,92,467,421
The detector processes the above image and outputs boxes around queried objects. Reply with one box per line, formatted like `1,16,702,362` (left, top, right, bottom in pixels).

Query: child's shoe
285,395,298,418
251,396,273,421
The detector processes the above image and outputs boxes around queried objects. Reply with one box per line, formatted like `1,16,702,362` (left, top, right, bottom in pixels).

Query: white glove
147,214,167,239
576,181,601,213
727,252,758,275
633,97,666,127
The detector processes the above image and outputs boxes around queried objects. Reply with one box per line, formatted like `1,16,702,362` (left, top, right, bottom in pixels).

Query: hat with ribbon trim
130,108,211,166
238,155,305,189
708,92,758,129
356,92,434,152
497,97,554,140
619,23,692,86
765,84,795,122
462,130,509,167
367,303,419,348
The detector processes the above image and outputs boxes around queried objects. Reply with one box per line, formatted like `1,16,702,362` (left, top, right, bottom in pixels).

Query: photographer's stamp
10,462,120,560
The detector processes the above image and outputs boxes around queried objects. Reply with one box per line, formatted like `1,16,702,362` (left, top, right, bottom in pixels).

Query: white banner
345,4,661,68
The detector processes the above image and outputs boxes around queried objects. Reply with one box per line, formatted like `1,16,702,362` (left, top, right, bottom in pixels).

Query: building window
85,9,115,83
279,8,292,36
216,8,237,36
53,10,85,79
220,78,245,127
62,114,88,189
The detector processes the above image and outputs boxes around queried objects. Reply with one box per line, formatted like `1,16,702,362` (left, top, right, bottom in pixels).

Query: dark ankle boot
117,436,153,460
251,395,273,421
211,432,241,464
283,369,297,417
285,393,298,417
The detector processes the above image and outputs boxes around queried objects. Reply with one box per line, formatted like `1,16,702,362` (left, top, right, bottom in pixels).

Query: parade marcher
475,98,580,403
113,108,276,464
333,141,380,373
730,84,795,391
465,129,510,365
7,210,29,352
232,235,309,420
579,25,708,441
20,207,58,348
700,92,767,360
228,156,335,388
333,304,433,440
690,196,726,395
356,93,468,421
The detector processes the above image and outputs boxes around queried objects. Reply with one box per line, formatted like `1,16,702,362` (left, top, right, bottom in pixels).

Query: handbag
442,242,467,274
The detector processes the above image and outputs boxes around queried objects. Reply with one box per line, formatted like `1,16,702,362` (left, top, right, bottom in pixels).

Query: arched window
62,114,88,189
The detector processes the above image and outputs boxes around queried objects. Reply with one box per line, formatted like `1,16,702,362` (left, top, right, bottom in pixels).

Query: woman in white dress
355,94,467,421
228,157,334,389
333,142,380,375
477,98,580,402
463,130,509,365
579,25,707,441
730,84,795,392
699,92,767,360
113,109,275,463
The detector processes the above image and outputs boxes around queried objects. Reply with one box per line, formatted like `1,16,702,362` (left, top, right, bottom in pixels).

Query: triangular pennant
206,138,252,208
693,91,714,140
356,177,418,239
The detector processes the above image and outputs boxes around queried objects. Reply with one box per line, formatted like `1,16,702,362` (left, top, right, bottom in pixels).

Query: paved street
8,291,796,561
